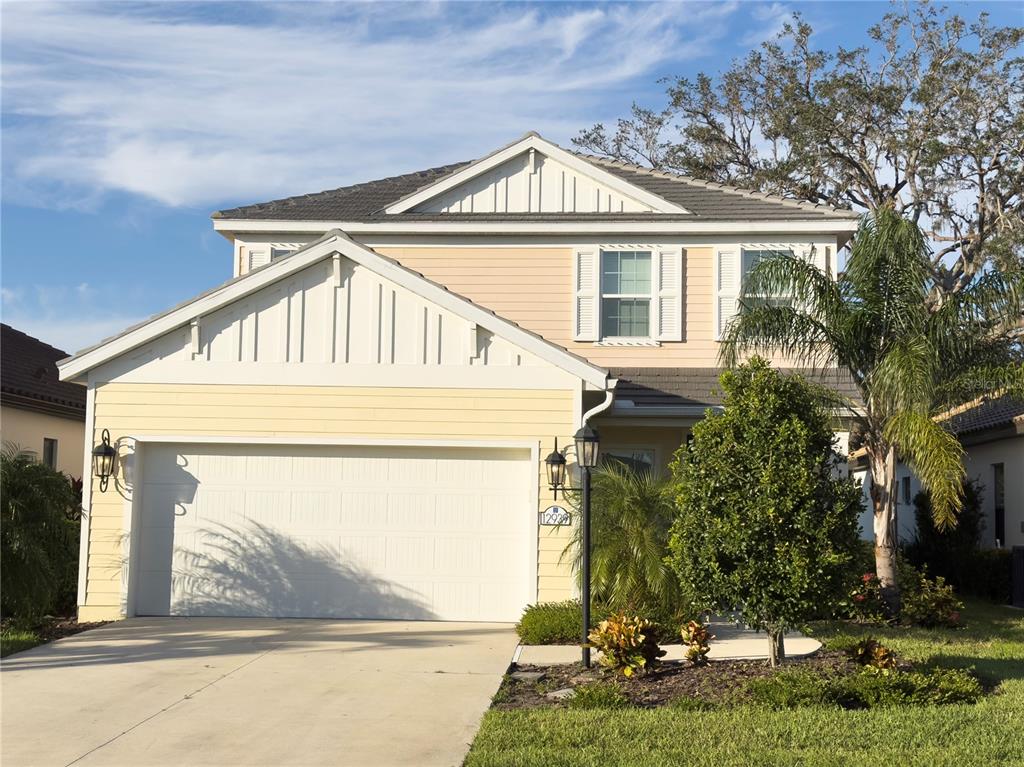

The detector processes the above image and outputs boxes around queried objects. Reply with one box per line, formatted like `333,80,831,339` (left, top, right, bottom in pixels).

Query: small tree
667,360,862,667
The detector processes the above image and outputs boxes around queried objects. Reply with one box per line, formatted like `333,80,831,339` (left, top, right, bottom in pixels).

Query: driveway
1,618,517,767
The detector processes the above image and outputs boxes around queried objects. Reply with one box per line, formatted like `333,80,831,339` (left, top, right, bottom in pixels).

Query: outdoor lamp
573,425,601,469
92,429,116,492
544,439,567,499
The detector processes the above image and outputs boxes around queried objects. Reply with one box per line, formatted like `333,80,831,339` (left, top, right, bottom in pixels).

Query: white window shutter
573,248,599,341
715,249,739,340
653,247,683,341
248,247,271,272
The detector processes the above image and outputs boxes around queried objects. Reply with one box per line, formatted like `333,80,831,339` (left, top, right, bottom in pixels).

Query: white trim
384,134,689,215
76,383,95,608
128,434,541,449
213,219,860,236
59,231,608,389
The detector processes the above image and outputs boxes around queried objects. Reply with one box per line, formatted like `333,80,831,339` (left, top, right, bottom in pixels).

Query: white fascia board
213,218,860,236
59,231,608,389
383,134,690,215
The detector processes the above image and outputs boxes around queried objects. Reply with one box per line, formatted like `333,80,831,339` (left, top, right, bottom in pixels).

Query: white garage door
133,443,533,622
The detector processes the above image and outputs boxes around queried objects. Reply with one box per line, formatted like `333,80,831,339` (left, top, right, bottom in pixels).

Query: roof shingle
1,324,86,419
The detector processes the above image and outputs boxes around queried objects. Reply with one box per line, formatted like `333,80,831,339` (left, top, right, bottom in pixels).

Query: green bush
588,613,666,677
903,480,1011,603
562,462,688,624
516,601,611,645
747,667,983,709
1,446,81,620
668,360,863,666
568,682,631,710
900,567,963,628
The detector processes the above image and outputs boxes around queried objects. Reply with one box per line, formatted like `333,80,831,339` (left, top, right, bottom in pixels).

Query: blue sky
2,1,1019,353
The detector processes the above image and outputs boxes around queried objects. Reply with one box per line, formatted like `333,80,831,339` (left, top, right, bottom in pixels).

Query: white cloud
2,1,735,209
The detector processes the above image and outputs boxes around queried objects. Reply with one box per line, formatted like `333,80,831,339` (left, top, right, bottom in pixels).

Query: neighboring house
853,394,1024,549
58,132,861,623
1,323,86,477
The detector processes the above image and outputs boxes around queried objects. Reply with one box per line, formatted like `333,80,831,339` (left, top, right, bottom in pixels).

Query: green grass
466,601,1024,766
0,626,44,658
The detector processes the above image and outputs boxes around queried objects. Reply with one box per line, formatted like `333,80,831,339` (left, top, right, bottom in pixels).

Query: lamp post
574,425,600,667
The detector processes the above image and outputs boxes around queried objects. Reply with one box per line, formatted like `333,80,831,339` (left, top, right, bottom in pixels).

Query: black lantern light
92,429,116,492
544,438,568,499
574,424,601,469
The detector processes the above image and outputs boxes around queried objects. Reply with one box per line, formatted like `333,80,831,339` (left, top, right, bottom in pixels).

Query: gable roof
213,133,858,225
58,232,610,389
940,393,1024,438
1,323,86,419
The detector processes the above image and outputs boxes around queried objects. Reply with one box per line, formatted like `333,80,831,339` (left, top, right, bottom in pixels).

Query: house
58,132,861,623
853,394,1024,548
2,323,86,477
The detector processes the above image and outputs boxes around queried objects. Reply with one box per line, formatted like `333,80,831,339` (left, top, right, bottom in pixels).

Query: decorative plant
587,613,666,677
680,620,714,666
846,637,898,673
842,573,888,624
668,359,864,667
562,462,685,624
900,568,963,628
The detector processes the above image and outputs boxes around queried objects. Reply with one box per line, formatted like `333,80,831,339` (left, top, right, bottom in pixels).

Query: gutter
580,379,617,430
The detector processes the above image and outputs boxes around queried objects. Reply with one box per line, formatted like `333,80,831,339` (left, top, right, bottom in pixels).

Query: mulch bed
2,616,110,643
494,652,858,710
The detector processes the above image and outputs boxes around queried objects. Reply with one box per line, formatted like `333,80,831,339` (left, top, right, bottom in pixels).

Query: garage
131,442,535,622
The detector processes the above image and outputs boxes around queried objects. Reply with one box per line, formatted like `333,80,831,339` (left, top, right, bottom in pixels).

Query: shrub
680,620,714,666
516,601,611,645
747,667,983,709
562,463,688,624
904,480,1011,603
841,572,888,623
588,613,666,677
1,446,80,620
668,360,864,666
900,567,963,628
845,638,898,672
567,681,631,710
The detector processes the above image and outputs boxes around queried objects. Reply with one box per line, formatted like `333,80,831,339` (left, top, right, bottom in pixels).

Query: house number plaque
539,505,571,526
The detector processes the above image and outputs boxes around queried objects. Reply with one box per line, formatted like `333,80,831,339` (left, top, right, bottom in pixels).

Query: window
271,247,296,260
741,248,795,307
994,463,1005,546
601,447,656,474
42,438,58,469
901,475,912,505
601,250,652,337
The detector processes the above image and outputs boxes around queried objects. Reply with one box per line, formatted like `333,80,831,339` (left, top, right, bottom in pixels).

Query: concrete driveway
1,618,517,767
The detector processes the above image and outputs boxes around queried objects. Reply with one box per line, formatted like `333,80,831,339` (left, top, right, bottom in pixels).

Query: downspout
580,379,617,429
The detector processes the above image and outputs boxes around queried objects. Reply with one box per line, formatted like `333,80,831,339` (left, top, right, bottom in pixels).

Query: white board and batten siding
90,255,579,390
413,151,657,215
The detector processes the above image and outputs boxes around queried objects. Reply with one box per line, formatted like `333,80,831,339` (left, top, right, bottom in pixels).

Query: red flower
853,594,866,603
862,573,876,583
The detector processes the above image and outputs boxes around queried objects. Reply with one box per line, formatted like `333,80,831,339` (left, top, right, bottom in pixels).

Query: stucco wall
79,384,578,621
1,405,85,478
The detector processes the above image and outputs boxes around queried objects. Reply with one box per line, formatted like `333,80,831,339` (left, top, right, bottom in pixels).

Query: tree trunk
868,444,901,615
767,629,785,668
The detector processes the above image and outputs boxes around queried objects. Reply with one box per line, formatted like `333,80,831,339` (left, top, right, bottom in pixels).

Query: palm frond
883,412,965,529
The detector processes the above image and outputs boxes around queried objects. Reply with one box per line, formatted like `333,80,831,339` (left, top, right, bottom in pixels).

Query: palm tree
720,207,1023,612
561,461,684,622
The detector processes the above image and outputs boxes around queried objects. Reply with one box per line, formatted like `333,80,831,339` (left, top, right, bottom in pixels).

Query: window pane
601,250,651,295
602,298,650,337
601,251,620,294
42,438,57,469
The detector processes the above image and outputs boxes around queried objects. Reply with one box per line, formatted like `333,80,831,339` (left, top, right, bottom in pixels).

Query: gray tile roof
2,323,86,419
611,366,862,408
941,394,1024,436
212,149,857,224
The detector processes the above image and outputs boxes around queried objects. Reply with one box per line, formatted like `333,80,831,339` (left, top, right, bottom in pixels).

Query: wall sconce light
92,429,116,492
544,438,568,499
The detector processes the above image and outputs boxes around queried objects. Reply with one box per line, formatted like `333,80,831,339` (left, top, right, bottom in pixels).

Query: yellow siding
377,246,725,367
82,384,577,620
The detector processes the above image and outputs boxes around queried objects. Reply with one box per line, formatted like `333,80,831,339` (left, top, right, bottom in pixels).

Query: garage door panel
134,443,531,621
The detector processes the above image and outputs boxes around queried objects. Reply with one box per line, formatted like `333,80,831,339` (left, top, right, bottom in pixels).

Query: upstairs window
741,248,795,307
600,250,652,338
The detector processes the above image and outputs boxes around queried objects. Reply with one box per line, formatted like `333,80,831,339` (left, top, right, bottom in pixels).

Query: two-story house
59,133,860,623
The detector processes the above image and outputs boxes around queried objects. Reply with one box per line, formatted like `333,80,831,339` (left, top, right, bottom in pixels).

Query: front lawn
466,601,1024,766
1,617,108,658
